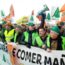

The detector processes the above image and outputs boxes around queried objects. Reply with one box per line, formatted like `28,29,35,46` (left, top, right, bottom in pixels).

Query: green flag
43,4,49,12
46,13,51,20
1,10,5,17
53,7,60,18
30,10,34,22
0,10,6,24
30,15,34,21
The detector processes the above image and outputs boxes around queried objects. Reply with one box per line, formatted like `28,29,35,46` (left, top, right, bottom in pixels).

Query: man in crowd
14,25,23,44
46,26,65,51
4,23,15,43
21,22,38,48
34,27,47,49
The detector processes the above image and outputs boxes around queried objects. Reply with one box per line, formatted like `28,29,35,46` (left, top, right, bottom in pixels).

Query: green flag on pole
1,10,5,17
29,10,34,23
43,4,49,12
46,13,51,20
0,10,6,24
30,15,34,21
53,7,60,18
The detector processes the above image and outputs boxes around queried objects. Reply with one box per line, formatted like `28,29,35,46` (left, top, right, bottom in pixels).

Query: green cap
51,26,60,34
27,22,34,26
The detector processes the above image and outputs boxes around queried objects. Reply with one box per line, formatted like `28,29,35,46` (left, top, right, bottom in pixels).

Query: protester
34,27,47,49
4,23,15,43
14,25,23,44
21,22,38,48
46,26,65,51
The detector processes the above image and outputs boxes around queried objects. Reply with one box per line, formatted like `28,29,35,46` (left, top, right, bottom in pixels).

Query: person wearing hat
14,25,23,44
4,23,15,43
46,26,65,51
34,27,47,49
21,22,38,48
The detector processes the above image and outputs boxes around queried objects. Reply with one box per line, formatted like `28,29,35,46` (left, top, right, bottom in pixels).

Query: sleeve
34,39,42,48
19,33,25,45
2,30,6,43
45,41,50,49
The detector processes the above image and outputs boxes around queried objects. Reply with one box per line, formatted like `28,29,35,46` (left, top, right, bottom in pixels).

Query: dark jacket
34,35,47,48
14,32,22,44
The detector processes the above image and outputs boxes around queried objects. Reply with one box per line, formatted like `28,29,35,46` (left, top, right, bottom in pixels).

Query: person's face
50,31,58,39
15,27,21,32
5,25,11,30
39,29,46,37
28,26,34,31
37,15,42,21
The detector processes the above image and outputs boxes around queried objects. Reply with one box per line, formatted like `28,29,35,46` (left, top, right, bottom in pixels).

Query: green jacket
4,29,14,42
23,31,38,45
61,36,65,50
35,35,47,47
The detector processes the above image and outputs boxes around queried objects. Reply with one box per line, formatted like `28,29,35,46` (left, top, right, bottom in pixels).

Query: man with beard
34,27,47,49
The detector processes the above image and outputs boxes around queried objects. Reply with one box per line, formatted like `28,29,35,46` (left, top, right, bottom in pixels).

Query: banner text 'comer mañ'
12,48,65,65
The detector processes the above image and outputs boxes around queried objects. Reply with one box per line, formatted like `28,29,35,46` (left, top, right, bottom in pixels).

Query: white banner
11,45,65,65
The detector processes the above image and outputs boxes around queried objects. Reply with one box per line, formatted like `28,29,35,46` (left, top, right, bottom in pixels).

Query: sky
0,0,65,21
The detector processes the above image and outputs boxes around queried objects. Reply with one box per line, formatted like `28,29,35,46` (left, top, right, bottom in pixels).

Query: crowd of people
0,7,65,51
0,21,65,51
